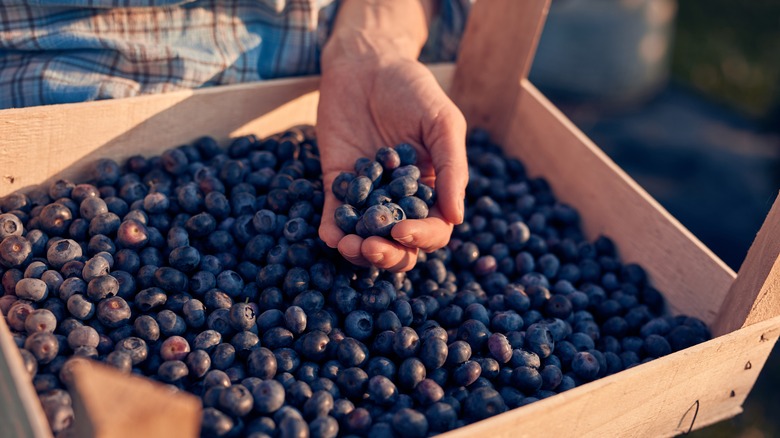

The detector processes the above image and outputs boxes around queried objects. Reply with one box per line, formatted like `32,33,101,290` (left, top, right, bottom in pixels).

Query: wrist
321,30,423,72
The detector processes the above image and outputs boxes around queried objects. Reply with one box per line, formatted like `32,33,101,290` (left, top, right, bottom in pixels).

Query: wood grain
504,80,736,326
0,316,52,438
449,0,550,140
713,192,780,336
0,76,319,197
441,315,780,438
68,360,201,438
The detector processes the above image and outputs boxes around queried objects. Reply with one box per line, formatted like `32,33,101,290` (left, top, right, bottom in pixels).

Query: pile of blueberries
332,144,433,238
0,126,710,438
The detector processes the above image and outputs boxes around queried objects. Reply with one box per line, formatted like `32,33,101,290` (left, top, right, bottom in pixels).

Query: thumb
425,103,468,225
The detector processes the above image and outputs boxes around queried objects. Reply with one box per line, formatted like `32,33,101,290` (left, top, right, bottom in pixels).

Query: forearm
322,0,436,68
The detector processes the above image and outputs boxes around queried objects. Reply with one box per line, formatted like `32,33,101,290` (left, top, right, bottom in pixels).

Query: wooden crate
1,0,779,437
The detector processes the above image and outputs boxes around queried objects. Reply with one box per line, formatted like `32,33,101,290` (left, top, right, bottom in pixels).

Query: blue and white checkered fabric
0,0,471,108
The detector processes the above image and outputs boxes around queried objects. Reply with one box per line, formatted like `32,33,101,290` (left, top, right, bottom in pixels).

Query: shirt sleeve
420,0,473,64
0,1,339,109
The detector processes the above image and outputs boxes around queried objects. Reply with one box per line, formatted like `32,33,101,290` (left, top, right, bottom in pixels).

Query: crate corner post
68,359,202,438
449,0,551,142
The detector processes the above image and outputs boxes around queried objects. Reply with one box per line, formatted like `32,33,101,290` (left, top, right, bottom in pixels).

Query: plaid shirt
0,0,470,109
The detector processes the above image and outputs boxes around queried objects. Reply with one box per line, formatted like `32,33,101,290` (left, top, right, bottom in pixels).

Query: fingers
337,234,371,267
361,237,419,272
318,172,345,249
425,104,468,226
391,207,453,253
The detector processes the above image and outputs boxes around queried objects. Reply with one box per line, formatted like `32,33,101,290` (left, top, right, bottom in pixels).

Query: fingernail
456,197,465,223
396,235,414,245
367,253,384,264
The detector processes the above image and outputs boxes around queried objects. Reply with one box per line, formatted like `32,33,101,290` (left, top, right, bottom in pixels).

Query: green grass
672,0,780,119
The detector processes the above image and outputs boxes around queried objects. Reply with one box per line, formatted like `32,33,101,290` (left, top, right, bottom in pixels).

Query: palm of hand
317,58,467,271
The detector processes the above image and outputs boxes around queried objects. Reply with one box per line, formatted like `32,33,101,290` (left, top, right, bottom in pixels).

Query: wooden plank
0,64,456,198
68,359,201,438
503,80,736,326
713,192,780,336
449,0,550,140
442,315,780,438
0,315,52,438
0,76,319,197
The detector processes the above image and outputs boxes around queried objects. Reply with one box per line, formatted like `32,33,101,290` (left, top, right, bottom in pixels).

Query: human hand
317,54,468,272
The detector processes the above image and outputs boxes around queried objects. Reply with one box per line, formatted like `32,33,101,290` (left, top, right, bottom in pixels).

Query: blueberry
251,379,286,414
417,338,447,370
344,310,373,341
156,309,186,336
229,302,257,331
310,415,339,438
201,407,234,437
456,319,489,351
274,302,305,334
392,327,420,359
342,406,371,435
231,331,260,359
39,390,75,434
25,332,59,364
247,347,277,379
115,336,148,365
67,325,99,350
644,334,672,357
218,384,254,417
413,378,444,406
397,358,426,390
300,330,330,361
337,367,369,400
115,219,149,249
345,176,372,208
96,296,131,327
367,189,393,207
666,325,706,352
181,298,207,329
361,204,396,237
387,176,418,200
158,360,189,383
0,213,23,239
376,147,401,171
367,375,398,406
572,351,600,380
14,278,48,302
391,408,428,438
395,196,428,220
393,143,417,166
301,389,334,419
356,160,383,187
337,337,369,368
39,203,73,236
425,402,456,433
283,267,309,296
525,323,555,359
334,205,360,234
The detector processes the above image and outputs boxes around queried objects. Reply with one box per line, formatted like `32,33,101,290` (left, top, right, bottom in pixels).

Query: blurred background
527,0,780,436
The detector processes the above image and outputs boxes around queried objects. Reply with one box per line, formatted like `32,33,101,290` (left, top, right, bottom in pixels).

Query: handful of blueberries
0,126,711,438
333,144,435,239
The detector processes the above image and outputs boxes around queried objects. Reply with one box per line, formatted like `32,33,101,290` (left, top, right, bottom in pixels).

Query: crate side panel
503,80,735,324
441,316,780,438
69,360,201,438
0,316,52,438
0,77,320,197
714,192,780,336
